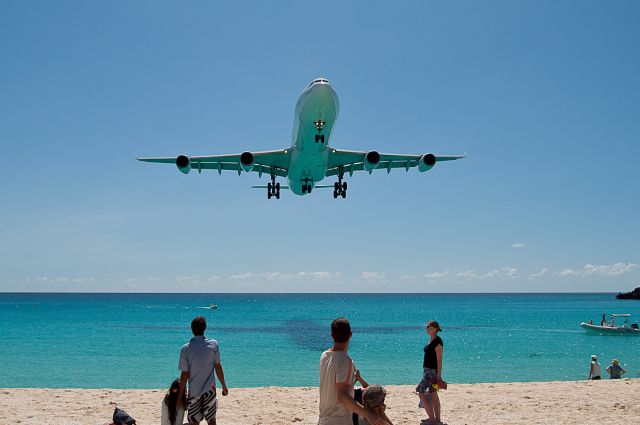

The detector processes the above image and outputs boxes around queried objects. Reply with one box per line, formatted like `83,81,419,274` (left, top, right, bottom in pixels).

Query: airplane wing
325,149,465,177
137,149,291,177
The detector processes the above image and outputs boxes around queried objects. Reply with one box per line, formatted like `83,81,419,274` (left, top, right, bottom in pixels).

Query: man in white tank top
589,354,601,380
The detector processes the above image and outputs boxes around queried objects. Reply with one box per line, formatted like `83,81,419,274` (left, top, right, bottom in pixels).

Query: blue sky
1,0,638,292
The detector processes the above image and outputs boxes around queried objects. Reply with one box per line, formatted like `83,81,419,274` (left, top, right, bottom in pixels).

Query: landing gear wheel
302,185,307,194
341,190,346,198
315,134,325,143
333,190,338,199
342,182,347,191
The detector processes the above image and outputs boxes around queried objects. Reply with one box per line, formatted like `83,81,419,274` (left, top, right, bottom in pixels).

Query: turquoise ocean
1,293,639,389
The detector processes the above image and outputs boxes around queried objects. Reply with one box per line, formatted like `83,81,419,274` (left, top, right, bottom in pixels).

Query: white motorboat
209,304,218,309
580,314,640,335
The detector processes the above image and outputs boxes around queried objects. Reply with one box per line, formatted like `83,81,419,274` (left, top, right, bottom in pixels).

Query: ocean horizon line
0,291,623,295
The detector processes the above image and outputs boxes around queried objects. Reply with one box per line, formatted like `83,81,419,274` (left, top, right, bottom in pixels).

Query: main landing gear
301,178,313,194
267,175,280,199
314,120,325,143
333,167,347,199
333,181,347,198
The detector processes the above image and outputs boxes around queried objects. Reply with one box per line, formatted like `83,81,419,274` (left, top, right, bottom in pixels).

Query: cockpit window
307,78,330,88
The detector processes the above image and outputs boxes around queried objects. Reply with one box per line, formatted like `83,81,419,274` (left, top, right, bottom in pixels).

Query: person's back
606,361,624,379
181,335,219,395
591,360,601,379
319,349,355,425
177,316,228,425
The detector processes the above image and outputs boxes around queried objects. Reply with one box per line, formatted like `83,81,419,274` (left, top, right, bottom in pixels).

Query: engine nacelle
240,151,255,172
418,153,436,172
176,155,191,174
364,151,380,171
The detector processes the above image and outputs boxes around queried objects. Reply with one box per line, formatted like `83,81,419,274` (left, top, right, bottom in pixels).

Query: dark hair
164,379,186,425
191,316,207,336
331,317,352,343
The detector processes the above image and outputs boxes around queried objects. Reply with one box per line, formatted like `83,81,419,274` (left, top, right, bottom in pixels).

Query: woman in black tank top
415,320,444,424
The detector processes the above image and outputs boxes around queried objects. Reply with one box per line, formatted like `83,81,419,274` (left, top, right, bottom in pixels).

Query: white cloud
510,242,526,249
529,268,549,279
228,271,339,281
424,270,450,280
455,270,480,280
481,267,518,279
360,271,386,280
297,271,336,280
229,272,253,280
556,262,638,278
176,275,199,282
30,276,95,284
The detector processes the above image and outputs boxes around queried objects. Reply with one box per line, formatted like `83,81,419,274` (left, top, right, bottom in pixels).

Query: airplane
137,77,465,199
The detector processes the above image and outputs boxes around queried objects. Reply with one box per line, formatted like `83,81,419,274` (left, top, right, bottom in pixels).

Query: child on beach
358,385,393,425
161,379,186,425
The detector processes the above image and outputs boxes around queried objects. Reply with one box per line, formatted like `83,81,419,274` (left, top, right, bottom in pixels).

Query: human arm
177,370,189,409
214,363,228,396
355,368,369,388
589,363,594,379
435,344,444,381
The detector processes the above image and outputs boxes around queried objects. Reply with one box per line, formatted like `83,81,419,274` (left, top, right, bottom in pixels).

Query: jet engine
176,155,191,174
418,153,436,172
364,150,380,171
240,151,255,172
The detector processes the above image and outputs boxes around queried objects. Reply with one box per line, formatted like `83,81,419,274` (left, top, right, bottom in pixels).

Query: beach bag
113,406,136,425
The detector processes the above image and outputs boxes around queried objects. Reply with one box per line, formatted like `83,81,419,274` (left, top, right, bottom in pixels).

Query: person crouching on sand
161,379,186,425
358,385,393,425
416,320,444,425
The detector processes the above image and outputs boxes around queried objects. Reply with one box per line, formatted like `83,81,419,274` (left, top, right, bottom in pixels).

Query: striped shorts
187,388,218,423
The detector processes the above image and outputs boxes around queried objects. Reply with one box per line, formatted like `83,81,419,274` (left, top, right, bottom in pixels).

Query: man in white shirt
318,318,387,425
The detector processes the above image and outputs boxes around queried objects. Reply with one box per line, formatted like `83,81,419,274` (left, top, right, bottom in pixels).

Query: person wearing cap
588,355,601,380
358,385,392,425
606,359,625,379
415,320,444,425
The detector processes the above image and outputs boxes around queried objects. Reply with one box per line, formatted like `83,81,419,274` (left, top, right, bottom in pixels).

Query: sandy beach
2,380,638,425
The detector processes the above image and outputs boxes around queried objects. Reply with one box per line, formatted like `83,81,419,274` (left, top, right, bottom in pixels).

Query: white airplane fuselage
287,79,339,195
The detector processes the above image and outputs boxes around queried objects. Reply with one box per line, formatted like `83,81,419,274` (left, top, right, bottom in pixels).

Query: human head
331,317,352,344
363,385,387,412
426,320,442,337
169,378,180,393
191,316,207,336
612,359,619,366
591,355,598,361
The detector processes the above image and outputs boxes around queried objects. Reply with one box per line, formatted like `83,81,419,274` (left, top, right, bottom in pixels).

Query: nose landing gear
314,120,325,143
301,178,313,194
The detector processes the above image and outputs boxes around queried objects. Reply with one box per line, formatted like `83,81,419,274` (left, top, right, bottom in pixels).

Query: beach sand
2,380,639,425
